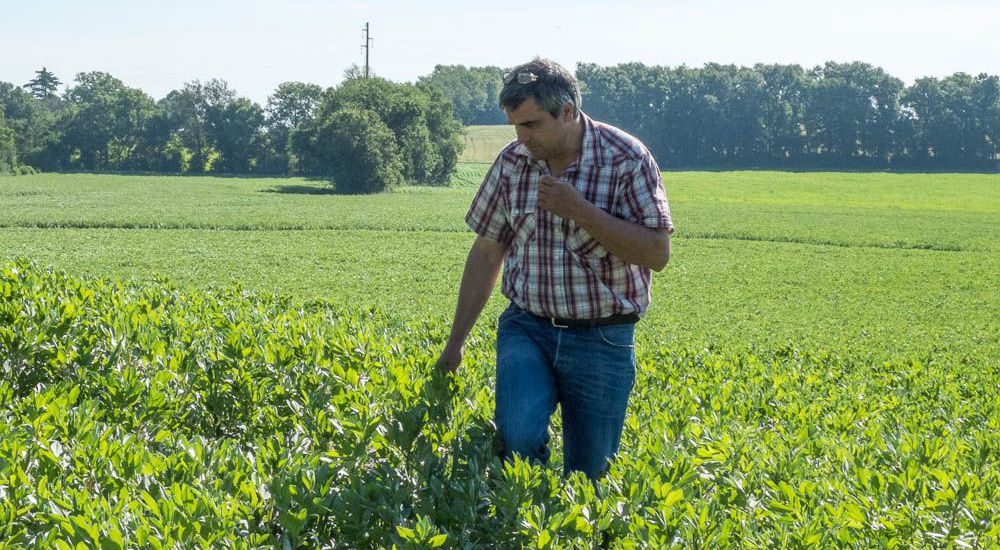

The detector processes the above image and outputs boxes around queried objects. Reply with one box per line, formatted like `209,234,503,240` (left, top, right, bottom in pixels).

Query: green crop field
1,168,998,548
459,126,516,164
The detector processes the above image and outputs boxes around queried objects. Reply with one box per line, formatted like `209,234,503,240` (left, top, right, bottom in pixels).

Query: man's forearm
446,237,506,348
574,202,670,271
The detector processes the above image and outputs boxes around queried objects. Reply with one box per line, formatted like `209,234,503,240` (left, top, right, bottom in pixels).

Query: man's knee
495,421,550,464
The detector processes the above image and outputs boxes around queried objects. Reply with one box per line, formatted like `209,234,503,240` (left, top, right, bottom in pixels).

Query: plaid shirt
466,113,673,320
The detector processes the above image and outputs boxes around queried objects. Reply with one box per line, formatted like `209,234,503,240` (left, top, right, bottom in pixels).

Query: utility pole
361,22,373,78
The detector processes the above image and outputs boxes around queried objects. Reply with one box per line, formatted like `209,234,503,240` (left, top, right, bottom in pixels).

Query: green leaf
536,529,551,549
395,526,415,541
664,488,684,508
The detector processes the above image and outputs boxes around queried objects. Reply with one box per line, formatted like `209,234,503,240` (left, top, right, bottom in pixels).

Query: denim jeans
494,303,637,479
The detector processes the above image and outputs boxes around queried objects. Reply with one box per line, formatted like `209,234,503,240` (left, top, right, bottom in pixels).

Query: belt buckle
550,317,569,329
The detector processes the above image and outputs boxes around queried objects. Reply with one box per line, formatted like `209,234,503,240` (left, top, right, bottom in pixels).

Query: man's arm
537,176,671,271
436,235,508,372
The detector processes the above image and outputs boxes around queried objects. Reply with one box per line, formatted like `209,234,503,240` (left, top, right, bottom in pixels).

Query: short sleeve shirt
465,113,673,319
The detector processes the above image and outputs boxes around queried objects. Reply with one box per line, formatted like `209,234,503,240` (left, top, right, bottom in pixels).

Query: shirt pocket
509,180,538,247
510,209,537,248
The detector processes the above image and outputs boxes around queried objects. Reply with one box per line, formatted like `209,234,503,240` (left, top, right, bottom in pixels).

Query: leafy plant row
1,259,997,548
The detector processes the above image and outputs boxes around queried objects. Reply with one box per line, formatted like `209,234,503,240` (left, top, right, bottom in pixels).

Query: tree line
0,68,462,192
424,62,1000,170
3,61,999,181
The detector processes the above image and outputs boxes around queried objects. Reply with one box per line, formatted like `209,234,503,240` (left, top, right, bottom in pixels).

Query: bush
313,107,404,194
295,78,464,188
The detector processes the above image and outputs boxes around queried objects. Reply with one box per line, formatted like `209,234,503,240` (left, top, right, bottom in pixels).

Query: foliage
23,67,62,99
262,82,324,175
59,72,158,171
901,73,1000,167
212,97,265,174
419,65,507,125
0,258,997,548
579,62,1000,170
297,77,463,187
0,81,62,169
0,112,16,174
310,107,405,193
6,62,1000,176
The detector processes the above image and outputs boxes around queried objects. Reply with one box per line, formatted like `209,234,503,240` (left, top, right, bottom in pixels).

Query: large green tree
263,82,324,174
0,81,61,169
755,64,809,164
902,73,1000,168
0,112,16,174
60,72,157,171
803,62,903,166
159,86,211,171
419,65,506,125
309,107,404,193
299,77,463,186
212,97,265,173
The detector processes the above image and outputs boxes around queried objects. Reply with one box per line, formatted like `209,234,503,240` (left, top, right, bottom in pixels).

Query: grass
2,169,997,250
1,168,997,360
459,125,515,163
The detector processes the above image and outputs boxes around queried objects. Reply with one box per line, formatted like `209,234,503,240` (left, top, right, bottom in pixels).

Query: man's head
500,58,583,161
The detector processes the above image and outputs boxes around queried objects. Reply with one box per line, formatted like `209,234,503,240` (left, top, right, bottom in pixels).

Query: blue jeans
494,303,637,479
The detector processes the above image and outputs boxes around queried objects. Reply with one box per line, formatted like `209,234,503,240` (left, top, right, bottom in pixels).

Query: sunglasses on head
503,71,539,85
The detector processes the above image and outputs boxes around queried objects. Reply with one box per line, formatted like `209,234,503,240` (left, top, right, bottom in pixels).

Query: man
435,58,674,479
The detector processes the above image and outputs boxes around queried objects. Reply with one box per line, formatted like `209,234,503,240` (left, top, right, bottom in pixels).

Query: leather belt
535,312,640,329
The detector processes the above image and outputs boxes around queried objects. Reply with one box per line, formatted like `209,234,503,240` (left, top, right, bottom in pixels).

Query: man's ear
561,104,574,121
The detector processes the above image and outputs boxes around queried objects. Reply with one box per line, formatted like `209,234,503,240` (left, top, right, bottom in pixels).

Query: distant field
1,169,997,359
459,125,515,163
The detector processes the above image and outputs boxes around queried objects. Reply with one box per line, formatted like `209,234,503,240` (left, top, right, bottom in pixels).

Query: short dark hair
499,58,581,118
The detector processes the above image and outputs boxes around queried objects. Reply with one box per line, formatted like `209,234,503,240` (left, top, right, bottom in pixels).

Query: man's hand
435,343,464,373
538,175,589,221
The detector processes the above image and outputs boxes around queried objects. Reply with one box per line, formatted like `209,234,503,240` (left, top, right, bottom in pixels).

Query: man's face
506,97,573,161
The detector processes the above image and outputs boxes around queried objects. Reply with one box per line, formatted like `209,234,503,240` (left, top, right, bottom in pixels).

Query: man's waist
519,306,640,328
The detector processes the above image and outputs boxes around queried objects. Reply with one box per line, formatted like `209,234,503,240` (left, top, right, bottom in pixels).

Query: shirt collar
512,112,605,169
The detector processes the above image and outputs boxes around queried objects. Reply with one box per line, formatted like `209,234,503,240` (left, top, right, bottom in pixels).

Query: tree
0,112,16,174
755,64,808,164
24,67,62,99
311,107,404,193
158,79,264,172
902,73,1000,168
60,71,157,170
213,98,265,173
263,82,323,174
343,64,367,81
803,62,903,167
159,85,211,171
417,81,465,184
0,81,61,169
418,65,506,124
299,77,463,185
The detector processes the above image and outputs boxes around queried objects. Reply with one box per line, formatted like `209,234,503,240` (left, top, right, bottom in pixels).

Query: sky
3,0,999,105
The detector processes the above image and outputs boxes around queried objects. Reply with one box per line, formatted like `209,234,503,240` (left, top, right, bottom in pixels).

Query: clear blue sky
3,0,998,105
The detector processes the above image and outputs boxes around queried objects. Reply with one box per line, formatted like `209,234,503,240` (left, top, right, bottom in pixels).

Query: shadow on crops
259,184,338,195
